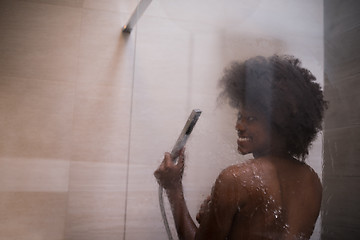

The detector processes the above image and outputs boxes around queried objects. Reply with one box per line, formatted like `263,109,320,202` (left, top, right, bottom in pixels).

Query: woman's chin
237,147,251,155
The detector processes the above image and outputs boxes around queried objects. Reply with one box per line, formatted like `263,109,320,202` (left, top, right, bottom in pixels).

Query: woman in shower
154,55,327,240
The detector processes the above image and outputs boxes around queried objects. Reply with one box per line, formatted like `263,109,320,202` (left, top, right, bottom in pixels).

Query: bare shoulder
300,162,322,195
215,160,265,202
196,163,254,239
218,160,263,187
212,162,258,207
219,161,258,179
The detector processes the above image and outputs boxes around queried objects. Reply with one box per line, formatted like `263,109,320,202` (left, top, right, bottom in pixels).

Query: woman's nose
235,119,246,132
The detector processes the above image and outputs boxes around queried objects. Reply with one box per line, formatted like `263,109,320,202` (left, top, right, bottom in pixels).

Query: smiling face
235,107,281,158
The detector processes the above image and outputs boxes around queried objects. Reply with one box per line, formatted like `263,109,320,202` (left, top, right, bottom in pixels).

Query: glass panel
126,0,324,239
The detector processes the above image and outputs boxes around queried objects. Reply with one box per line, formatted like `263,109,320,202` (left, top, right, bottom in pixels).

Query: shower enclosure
0,0,358,239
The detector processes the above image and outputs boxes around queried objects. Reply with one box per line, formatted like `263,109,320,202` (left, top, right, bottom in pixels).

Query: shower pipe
122,0,153,33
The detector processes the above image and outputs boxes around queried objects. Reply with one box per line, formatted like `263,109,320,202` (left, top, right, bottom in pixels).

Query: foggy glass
0,0,358,239
126,0,334,239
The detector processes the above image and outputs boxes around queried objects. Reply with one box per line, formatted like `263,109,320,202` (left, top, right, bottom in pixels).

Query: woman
154,55,327,240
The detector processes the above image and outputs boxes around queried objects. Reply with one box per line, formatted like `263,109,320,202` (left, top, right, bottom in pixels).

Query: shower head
170,109,202,160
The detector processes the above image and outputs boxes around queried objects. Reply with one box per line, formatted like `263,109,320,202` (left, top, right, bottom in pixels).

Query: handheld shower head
170,109,202,160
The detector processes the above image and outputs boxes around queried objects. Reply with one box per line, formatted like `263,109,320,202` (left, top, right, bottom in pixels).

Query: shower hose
158,109,202,240
159,185,174,240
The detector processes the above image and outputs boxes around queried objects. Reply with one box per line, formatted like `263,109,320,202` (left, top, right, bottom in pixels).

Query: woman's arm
166,183,197,239
195,167,246,239
154,149,197,240
154,151,248,240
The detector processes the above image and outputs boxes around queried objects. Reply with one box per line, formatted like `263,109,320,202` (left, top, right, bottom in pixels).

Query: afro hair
218,55,328,161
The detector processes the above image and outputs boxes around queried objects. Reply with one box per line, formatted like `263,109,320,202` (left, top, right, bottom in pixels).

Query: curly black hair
218,55,328,161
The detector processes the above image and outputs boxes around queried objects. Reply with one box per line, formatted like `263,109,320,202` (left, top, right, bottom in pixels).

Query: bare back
227,157,322,240
195,157,322,240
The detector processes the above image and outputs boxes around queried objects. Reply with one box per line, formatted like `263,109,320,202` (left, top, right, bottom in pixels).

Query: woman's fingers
177,147,185,173
154,149,186,189
164,152,173,168
161,149,185,170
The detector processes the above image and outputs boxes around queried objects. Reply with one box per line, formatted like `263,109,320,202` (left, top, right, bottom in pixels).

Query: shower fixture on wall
122,0,153,33
122,0,152,33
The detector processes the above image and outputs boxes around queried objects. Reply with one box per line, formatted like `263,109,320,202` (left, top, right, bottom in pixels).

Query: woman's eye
237,113,242,120
247,116,256,122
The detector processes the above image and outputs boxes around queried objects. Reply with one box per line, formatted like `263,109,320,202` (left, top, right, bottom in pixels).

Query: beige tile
0,1,82,30
251,1,323,40
153,0,225,27
71,85,132,162
185,93,244,166
0,76,75,113
124,190,173,240
0,77,75,159
0,157,69,192
145,0,266,34
77,9,135,87
189,36,229,95
65,191,125,240
129,90,239,167
134,15,279,98
76,44,134,87
0,1,82,82
127,163,158,192
134,16,192,91
83,0,138,13
80,9,132,57
125,163,177,238
69,161,127,192
76,45,134,88
221,33,287,62
141,0,167,18
129,89,190,165
18,0,84,8
0,28,79,82
0,192,67,240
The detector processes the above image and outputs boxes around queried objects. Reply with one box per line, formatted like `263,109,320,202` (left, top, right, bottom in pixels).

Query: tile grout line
122,26,138,240
62,6,84,240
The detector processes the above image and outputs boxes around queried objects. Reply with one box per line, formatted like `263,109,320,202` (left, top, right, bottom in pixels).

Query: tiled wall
0,1,324,239
322,1,360,239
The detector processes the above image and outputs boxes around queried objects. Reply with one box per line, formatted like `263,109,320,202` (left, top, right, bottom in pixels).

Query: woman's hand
154,148,185,190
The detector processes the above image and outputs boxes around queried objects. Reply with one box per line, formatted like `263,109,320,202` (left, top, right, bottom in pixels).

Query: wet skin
154,108,322,240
